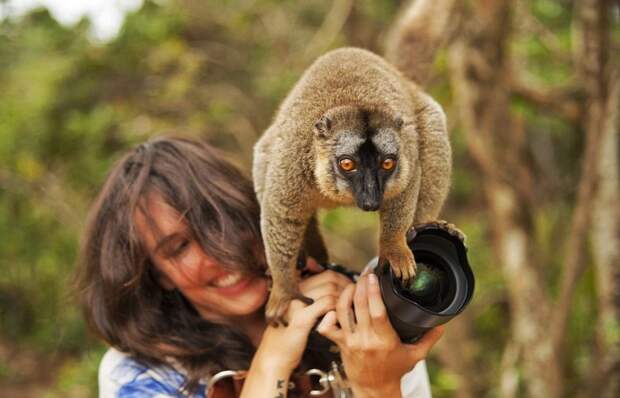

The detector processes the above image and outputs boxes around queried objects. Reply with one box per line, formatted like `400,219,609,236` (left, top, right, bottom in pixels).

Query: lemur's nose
360,201,380,211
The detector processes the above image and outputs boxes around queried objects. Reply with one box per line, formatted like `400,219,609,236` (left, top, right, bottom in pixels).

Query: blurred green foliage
0,0,611,396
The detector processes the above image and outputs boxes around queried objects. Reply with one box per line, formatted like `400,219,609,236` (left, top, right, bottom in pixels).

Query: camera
374,223,475,342
316,223,475,343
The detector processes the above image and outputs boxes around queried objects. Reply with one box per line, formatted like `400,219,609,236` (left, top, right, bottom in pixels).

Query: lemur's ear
394,116,404,130
314,116,332,138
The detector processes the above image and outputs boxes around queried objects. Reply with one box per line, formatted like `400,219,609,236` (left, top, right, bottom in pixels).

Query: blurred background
0,0,618,397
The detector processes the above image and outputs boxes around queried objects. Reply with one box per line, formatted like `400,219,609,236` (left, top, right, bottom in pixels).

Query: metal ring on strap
208,369,248,389
306,368,332,396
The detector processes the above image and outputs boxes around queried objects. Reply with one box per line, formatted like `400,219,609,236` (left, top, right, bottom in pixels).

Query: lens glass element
395,252,456,312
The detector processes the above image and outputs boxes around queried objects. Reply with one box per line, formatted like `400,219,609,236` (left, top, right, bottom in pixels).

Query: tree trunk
589,74,620,398
447,1,562,396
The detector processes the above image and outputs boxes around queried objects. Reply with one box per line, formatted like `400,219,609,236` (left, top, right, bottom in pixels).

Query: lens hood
373,224,475,342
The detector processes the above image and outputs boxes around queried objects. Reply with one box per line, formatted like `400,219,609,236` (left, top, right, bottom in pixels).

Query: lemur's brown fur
253,5,452,326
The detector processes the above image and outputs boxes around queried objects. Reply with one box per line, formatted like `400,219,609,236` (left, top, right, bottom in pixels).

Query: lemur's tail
385,0,458,86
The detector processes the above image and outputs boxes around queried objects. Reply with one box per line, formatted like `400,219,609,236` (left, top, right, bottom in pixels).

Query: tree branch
385,0,460,85
509,77,583,123
303,0,354,61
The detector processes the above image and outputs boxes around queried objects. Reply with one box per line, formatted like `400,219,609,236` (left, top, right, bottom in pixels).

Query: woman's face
134,193,270,324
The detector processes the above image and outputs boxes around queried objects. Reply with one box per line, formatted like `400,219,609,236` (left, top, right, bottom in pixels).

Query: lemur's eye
338,158,357,172
382,158,396,171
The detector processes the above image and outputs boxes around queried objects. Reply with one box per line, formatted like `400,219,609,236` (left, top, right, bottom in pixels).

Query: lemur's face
331,131,398,211
314,106,405,209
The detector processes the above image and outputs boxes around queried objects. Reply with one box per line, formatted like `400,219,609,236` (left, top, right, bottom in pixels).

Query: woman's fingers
292,294,338,328
353,275,370,331
301,280,349,304
366,273,394,336
316,310,344,343
300,272,352,298
301,269,352,289
336,283,356,335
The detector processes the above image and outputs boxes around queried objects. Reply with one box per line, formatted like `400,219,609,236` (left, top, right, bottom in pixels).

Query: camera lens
399,262,447,311
394,250,458,313
403,262,441,304
375,224,475,342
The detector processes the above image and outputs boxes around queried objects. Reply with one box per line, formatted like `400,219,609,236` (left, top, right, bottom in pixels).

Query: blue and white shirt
99,348,432,397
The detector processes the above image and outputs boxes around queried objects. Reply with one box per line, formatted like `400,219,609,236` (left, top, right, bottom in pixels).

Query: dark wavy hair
75,136,335,392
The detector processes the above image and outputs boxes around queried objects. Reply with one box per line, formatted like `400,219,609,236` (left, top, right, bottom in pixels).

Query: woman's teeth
212,272,244,288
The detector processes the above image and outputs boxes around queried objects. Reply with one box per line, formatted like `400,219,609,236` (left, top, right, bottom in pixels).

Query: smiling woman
75,136,282,394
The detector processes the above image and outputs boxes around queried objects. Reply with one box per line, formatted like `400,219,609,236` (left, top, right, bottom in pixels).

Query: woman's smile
211,271,245,288
209,271,255,296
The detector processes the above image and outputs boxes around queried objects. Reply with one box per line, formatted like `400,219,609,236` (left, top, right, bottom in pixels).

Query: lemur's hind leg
261,202,314,327
303,215,328,265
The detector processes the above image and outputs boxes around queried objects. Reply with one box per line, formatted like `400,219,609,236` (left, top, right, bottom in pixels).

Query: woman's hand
316,273,444,398
254,259,353,373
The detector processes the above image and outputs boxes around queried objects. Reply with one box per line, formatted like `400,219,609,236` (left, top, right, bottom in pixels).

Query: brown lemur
253,1,456,326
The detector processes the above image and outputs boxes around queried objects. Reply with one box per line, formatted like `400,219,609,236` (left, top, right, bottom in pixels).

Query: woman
76,136,443,397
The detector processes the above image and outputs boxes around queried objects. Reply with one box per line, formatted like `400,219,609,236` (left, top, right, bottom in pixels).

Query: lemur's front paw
265,289,314,327
413,220,467,245
382,246,417,283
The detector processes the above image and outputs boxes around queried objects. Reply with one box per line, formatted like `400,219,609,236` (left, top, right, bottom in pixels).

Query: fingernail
369,274,378,285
